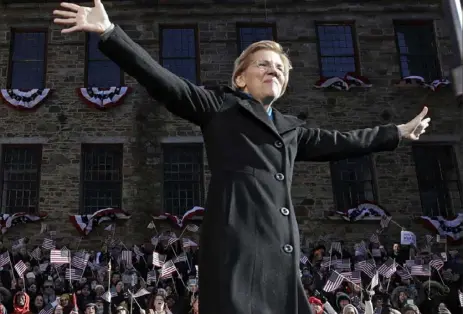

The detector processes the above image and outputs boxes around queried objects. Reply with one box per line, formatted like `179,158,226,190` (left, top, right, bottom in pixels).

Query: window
8,30,47,89
159,26,199,84
394,21,440,81
86,33,123,87
315,23,359,78
163,143,204,215
0,145,42,214
237,24,276,53
412,144,462,217
81,144,123,214
330,155,377,210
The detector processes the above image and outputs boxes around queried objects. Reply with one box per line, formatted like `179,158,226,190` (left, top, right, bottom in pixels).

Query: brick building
0,0,461,249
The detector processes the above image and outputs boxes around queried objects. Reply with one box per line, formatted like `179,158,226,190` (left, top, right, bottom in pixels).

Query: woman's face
311,304,322,313
399,291,407,302
235,49,286,105
60,296,69,307
35,296,44,308
116,281,124,293
154,296,164,310
54,305,63,314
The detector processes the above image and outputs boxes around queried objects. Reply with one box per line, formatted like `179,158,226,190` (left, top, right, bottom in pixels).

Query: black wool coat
99,25,401,314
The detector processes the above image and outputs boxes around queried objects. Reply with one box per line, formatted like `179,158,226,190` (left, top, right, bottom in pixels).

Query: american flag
133,245,144,257
182,238,197,248
300,255,309,265
396,270,412,280
147,270,157,284
335,259,351,270
330,242,342,254
405,260,416,268
65,268,84,281
354,260,376,278
354,242,367,256
71,254,89,270
322,271,343,292
429,257,444,271
38,304,54,314
425,234,434,244
42,238,56,250
153,252,166,267
370,233,380,244
133,288,150,298
12,238,27,250
121,250,132,265
0,251,10,267
340,271,352,280
459,290,463,307
380,215,392,228
411,265,431,277
350,270,362,284
39,263,49,272
151,236,159,247
173,252,188,264
160,260,177,278
29,247,41,261
377,258,396,278
166,237,178,246
14,260,27,277
186,224,199,232
50,249,71,264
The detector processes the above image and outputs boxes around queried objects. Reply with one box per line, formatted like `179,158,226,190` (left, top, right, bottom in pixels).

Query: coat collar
227,87,305,137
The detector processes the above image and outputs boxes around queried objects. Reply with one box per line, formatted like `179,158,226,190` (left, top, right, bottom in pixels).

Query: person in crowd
30,294,45,314
12,292,31,314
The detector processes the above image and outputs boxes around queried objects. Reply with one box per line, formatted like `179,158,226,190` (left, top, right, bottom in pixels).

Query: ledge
0,137,47,144
324,212,382,221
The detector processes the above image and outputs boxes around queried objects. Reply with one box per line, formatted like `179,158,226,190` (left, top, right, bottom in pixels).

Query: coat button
280,207,289,216
275,173,285,181
283,244,293,253
274,140,283,148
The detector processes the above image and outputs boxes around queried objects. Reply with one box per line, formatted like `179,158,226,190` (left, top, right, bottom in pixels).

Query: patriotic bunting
69,208,131,236
336,203,389,222
0,88,51,110
77,86,131,110
314,73,372,91
0,212,48,234
396,76,451,91
420,214,463,241
153,206,205,229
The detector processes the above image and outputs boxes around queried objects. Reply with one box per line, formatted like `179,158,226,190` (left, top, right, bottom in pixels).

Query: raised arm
296,107,430,162
53,0,222,126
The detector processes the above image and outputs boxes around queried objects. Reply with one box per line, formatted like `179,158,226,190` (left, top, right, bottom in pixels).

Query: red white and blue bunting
336,203,390,222
314,73,372,91
0,212,48,234
69,208,131,236
153,206,205,229
0,88,51,110
77,86,131,110
420,214,463,241
397,76,451,91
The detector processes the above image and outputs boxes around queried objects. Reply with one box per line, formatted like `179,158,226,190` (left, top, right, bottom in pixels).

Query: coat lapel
272,109,306,135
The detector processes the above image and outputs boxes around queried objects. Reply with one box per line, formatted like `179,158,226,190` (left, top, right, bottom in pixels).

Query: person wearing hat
308,297,324,314
84,303,96,314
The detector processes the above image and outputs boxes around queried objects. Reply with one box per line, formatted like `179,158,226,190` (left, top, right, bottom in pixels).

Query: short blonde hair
231,40,292,95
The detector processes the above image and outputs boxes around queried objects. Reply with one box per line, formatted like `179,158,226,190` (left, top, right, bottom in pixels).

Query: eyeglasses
252,60,285,73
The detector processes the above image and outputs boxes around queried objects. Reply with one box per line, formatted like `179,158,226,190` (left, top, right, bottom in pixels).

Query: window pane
160,28,198,83
1,145,42,214
331,155,376,210
161,29,196,58
87,33,108,60
12,32,46,61
162,59,197,84
238,27,274,53
317,25,357,77
163,144,204,216
82,144,123,214
412,145,461,217
87,60,122,87
395,22,440,80
10,61,45,89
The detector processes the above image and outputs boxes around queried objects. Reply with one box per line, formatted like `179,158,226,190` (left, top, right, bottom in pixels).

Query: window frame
411,143,463,218
7,28,48,89
158,24,201,85
161,142,205,216
0,144,43,214
393,20,441,81
236,22,277,55
314,21,361,78
330,154,379,211
84,32,125,87
80,143,124,214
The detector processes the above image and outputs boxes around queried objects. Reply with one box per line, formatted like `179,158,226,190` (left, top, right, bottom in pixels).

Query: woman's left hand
397,106,431,140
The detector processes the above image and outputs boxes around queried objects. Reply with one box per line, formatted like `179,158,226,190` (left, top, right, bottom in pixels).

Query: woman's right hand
53,0,112,34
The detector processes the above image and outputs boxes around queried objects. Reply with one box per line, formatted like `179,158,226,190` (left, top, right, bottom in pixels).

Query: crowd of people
0,229,461,314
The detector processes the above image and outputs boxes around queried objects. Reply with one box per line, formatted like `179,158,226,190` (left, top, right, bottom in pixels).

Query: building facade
0,0,461,249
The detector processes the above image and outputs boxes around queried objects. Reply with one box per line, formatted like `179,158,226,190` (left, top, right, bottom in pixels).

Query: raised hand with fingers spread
53,0,112,34
397,106,431,140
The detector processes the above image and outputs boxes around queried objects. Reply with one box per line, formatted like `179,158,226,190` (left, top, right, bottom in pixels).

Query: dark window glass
412,145,461,218
86,33,122,87
81,144,123,214
316,24,358,78
1,145,42,214
237,26,274,53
